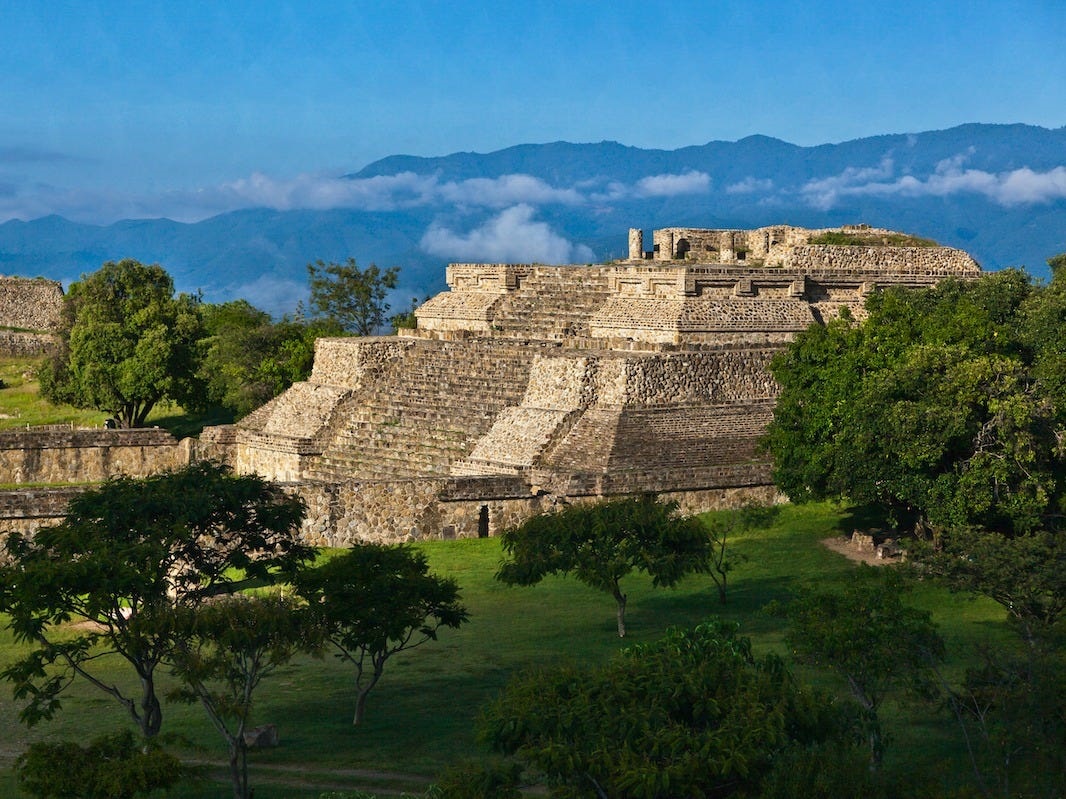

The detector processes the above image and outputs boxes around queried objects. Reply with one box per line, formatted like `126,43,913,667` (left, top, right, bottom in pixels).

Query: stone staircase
304,341,534,481
488,268,615,341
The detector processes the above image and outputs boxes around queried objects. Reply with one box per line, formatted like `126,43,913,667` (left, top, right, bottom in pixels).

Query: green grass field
0,502,1011,798
0,355,231,436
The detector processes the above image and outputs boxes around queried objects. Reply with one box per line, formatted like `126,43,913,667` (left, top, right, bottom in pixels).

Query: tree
169,595,310,799
307,258,399,335
15,730,184,799
294,544,468,725
765,270,1064,535
197,300,342,418
777,565,945,768
702,502,776,603
480,620,856,798
496,496,712,637
0,462,311,739
39,259,204,427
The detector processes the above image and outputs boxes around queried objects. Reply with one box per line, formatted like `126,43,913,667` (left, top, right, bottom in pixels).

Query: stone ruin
0,276,64,356
234,224,981,545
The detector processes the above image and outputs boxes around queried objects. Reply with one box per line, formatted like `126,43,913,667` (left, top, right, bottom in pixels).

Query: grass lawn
0,354,233,436
0,502,1011,798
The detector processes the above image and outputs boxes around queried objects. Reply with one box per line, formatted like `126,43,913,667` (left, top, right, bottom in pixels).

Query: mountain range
1,123,1064,316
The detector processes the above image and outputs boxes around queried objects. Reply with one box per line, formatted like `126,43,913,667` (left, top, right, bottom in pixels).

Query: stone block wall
0,277,64,332
0,427,193,485
0,331,58,357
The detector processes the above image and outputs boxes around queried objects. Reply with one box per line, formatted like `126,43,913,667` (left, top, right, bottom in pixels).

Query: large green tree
765,268,1065,534
0,462,311,739
40,259,204,428
307,258,399,335
197,300,341,418
496,496,712,637
294,544,468,725
481,620,856,798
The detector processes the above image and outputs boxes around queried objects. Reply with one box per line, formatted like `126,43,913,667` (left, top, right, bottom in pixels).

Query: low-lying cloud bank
421,205,595,265
3,147,1065,228
801,151,1066,209
0,169,712,225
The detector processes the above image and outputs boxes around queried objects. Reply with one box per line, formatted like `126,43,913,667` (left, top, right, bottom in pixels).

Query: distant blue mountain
1,123,1064,315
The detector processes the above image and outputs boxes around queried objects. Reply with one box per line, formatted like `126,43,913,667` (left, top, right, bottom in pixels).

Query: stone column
628,228,643,260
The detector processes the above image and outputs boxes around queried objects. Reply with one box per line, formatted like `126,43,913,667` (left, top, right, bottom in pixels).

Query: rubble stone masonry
233,224,981,545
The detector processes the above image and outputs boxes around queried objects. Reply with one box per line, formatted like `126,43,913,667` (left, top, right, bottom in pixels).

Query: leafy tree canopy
766,268,1066,534
39,258,204,427
777,565,944,767
0,462,311,738
197,299,342,418
481,620,856,799
170,594,311,799
307,258,399,335
496,496,712,637
294,544,468,724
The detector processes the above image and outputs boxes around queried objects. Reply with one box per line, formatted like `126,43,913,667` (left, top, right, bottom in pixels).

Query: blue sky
2,0,1063,224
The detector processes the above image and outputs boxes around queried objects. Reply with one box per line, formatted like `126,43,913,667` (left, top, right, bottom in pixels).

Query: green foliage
307,258,399,335
170,594,312,799
702,502,777,603
496,496,712,637
766,270,1065,534
777,565,945,767
433,758,522,799
197,299,342,418
294,544,469,725
808,230,939,247
15,730,184,799
911,529,1065,650
481,620,855,799
946,644,1066,798
758,741,896,799
39,259,204,428
390,296,427,333
0,462,311,739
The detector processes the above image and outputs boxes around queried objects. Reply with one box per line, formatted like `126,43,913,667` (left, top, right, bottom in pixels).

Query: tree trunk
613,586,627,638
229,739,250,799
353,667,384,725
139,676,162,739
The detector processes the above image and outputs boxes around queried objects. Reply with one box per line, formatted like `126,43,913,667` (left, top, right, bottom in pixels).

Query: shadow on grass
149,406,235,439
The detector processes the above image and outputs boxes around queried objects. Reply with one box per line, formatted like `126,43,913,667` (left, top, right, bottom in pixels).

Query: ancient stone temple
235,225,981,545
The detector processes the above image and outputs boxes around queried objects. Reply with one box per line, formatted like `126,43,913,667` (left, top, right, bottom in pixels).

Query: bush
16,730,184,799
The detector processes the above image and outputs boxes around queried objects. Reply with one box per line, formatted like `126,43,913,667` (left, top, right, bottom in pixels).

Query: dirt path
821,535,893,565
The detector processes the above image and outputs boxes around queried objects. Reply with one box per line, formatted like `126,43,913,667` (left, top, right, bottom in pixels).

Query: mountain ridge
2,123,1064,315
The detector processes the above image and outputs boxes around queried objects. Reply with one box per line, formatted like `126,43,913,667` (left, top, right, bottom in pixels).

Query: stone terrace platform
234,225,981,545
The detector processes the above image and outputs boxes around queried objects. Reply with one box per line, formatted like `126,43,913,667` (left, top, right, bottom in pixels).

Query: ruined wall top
414,224,981,348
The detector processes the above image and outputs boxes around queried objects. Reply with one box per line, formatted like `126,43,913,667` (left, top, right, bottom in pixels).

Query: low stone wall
0,427,193,485
296,466,779,547
0,331,57,357
787,245,980,274
0,486,83,536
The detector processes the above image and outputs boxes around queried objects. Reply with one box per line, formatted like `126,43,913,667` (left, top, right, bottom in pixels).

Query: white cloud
420,205,595,264
726,177,774,195
800,151,1066,209
0,166,724,225
436,174,584,207
633,170,711,197
800,157,896,210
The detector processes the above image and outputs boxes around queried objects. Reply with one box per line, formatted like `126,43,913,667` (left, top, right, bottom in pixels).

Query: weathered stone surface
235,224,980,545
0,277,64,333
